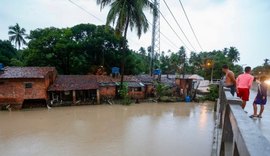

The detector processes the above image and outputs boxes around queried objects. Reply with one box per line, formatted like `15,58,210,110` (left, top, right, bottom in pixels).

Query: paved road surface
244,89,270,141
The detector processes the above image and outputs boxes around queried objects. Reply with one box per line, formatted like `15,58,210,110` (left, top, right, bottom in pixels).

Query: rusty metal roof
95,75,114,83
48,75,99,91
0,67,56,79
95,75,116,86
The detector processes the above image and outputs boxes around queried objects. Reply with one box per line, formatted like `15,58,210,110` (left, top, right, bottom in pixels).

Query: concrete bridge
212,84,270,156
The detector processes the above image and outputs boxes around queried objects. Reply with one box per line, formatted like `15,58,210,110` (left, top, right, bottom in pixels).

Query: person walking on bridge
236,66,254,109
250,75,268,118
222,65,236,96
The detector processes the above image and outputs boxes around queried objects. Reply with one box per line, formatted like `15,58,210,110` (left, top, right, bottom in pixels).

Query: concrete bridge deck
244,89,270,141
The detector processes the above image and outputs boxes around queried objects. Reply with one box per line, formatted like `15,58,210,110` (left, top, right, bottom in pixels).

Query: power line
67,0,103,22
159,10,192,51
178,0,203,51
68,0,179,51
162,0,197,52
67,0,146,48
148,20,179,50
160,31,179,49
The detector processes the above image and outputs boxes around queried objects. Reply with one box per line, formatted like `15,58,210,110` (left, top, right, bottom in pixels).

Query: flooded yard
0,102,215,156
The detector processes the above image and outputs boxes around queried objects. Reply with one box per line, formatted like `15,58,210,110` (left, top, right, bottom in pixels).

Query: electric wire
162,0,197,51
178,0,203,51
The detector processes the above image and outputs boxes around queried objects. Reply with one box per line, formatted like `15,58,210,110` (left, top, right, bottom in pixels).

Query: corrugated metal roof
115,82,144,88
48,75,98,91
128,82,144,88
0,67,56,79
136,75,154,83
111,75,140,82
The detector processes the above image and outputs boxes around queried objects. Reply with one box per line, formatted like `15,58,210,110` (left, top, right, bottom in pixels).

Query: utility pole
150,0,160,76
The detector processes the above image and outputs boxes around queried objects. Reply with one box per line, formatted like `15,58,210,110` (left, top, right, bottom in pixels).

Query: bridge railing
216,83,270,156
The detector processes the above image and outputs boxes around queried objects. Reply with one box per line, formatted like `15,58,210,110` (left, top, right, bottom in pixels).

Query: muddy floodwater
0,102,215,156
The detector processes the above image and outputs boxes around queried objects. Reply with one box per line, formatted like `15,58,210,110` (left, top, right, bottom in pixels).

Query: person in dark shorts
250,76,268,118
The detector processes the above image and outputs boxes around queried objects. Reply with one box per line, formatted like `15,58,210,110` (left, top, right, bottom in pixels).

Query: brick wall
0,78,51,108
99,86,116,98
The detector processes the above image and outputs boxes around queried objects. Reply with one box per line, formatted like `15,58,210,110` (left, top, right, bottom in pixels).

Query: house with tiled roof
136,75,155,97
95,75,116,99
0,67,57,109
111,75,145,99
48,75,100,105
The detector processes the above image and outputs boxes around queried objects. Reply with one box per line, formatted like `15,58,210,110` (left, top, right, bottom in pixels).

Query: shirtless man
222,65,236,96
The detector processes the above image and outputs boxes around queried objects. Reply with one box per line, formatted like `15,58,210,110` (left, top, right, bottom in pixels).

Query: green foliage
253,58,270,76
1,22,243,79
8,23,27,49
155,83,170,97
17,24,153,75
119,83,131,105
0,40,17,66
97,0,153,38
188,47,241,80
204,85,219,101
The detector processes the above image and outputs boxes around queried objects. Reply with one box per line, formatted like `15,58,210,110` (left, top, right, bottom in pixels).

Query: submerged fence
213,83,270,156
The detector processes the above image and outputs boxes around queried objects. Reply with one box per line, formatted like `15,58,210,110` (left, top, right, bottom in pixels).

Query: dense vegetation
1,23,269,80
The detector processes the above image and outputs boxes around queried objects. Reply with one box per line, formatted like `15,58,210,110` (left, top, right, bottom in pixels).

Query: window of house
25,83,33,88
134,87,142,91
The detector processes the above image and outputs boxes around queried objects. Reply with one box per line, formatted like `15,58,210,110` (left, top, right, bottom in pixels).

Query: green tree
263,58,269,66
226,47,240,63
24,24,123,74
178,46,187,77
0,40,17,65
97,0,154,87
8,23,27,49
21,24,151,75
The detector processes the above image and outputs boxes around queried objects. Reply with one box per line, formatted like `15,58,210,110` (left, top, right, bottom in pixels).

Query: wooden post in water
96,89,100,104
72,90,76,105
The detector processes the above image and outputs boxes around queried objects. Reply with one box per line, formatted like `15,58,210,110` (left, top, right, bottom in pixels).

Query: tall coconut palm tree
97,0,155,87
8,23,27,49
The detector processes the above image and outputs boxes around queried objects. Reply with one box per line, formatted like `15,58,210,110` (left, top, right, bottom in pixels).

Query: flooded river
0,102,215,156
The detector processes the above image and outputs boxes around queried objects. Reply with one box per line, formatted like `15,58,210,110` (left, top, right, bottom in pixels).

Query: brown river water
0,102,215,156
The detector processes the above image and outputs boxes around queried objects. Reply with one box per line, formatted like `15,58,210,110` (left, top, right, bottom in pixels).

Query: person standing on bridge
236,66,254,109
250,75,268,118
222,65,236,96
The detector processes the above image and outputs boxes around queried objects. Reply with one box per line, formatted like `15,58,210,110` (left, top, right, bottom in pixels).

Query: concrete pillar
96,89,100,104
72,90,76,105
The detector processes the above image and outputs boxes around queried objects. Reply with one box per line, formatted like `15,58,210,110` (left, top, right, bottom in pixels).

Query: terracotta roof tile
48,75,98,91
0,67,55,79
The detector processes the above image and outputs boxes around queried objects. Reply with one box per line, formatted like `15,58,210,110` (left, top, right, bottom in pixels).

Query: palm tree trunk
120,15,130,89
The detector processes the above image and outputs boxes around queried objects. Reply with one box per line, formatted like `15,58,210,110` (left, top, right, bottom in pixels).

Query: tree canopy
8,23,27,49
0,23,245,80
0,40,17,66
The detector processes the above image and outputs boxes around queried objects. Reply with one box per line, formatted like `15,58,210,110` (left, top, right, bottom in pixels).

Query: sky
0,0,270,68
